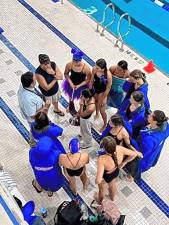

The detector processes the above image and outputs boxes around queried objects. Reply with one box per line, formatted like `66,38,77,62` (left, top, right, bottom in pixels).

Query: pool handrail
96,3,115,36
114,13,131,51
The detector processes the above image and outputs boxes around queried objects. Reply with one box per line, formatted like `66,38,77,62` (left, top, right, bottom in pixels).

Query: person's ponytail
104,66,108,77
153,110,168,127
112,152,118,168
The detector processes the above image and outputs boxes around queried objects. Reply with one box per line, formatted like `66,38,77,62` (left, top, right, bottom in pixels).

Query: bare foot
94,114,99,121
72,190,78,196
66,106,70,113
93,192,101,204
127,175,134,182
70,187,77,196
99,125,106,133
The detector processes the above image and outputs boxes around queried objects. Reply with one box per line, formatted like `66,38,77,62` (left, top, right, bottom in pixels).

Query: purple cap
71,48,84,61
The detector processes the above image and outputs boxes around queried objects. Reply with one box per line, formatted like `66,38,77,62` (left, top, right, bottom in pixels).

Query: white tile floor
0,0,169,224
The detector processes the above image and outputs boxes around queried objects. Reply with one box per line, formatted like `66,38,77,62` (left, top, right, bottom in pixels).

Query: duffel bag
54,200,82,225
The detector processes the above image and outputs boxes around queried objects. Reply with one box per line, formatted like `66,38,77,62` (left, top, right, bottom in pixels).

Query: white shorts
45,89,61,103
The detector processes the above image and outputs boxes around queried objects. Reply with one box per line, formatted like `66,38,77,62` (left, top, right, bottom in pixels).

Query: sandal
29,140,37,147
47,191,53,197
53,110,65,116
32,180,42,193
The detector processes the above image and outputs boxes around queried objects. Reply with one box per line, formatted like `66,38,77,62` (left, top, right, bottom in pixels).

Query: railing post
100,3,115,36
114,13,131,51
96,23,100,32
96,3,115,35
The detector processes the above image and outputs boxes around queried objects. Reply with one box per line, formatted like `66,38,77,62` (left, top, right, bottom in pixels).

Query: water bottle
80,203,88,221
40,207,47,218
89,215,98,223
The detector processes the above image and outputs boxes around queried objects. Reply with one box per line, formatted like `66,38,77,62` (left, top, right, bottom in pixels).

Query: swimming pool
70,0,169,76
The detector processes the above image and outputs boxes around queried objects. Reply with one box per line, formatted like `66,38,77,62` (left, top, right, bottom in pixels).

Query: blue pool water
70,0,169,76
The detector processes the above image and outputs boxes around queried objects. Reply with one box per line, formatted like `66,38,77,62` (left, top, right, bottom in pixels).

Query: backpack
54,200,82,225
91,200,125,225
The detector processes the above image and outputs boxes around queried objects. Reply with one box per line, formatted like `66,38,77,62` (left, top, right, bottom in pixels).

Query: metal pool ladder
114,12,131,51
96,3,115,36
96,3,131,51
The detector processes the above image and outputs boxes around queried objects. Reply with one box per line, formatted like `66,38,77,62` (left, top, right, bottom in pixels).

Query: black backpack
54,200,82,225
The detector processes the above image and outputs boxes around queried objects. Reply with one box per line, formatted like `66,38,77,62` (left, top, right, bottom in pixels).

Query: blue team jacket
29,136,64,191
121,80,150,110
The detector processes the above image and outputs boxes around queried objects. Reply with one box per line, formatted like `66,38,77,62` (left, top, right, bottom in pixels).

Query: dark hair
38,54,50,64
34,112,49,130
131,91,144,103
100,136,118,167
21,72,34,88
110,114,124,127
153,110,168,127
118,60,128,70
130,69,146,81
81,88,95,99
96,59,107,76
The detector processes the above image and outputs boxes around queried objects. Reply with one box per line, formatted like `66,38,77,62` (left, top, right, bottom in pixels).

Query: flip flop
47,191,53,197
53,110,65,116
32,180,42,193
29,140,37,147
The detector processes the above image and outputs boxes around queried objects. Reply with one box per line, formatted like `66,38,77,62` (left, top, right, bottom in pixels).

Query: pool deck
0,0,169,224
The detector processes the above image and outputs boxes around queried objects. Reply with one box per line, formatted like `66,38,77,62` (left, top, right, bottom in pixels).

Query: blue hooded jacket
29,136,64,191
31,122,66,154
121,80,150,110
119,99,146,133
136,122,169,173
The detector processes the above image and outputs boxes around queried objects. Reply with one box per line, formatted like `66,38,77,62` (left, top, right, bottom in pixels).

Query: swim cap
69,138,80,154
71,48,84,61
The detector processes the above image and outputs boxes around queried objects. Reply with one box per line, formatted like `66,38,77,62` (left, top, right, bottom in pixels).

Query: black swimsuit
107,127,123,145
66,167,84,177
103,156,119,183
70,64,86,85
93,74,107,94
66,153,84,177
